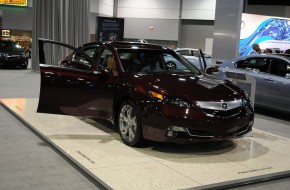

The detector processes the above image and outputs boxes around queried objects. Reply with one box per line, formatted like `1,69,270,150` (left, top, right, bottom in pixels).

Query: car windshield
117,49,201,75
0,41,23,52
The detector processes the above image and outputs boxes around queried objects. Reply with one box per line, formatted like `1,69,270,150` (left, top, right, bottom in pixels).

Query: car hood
131,73,244,102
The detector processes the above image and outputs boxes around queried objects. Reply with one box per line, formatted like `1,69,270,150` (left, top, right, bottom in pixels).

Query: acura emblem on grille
221,103,228,110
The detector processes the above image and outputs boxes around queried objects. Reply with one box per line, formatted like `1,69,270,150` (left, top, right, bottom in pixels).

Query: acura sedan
212,54,290,114
37,39,254,147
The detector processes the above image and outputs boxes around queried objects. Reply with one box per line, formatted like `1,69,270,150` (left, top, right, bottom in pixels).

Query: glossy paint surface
38,41,254,143
217,54,290,114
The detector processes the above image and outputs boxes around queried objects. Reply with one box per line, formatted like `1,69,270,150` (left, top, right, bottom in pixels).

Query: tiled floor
1,98,290,190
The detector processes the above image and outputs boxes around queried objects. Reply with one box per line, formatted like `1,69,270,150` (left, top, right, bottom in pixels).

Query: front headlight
242,97,254,110
163,97,191,108
0,53,7,58
149,91,191,108
20,53,27,58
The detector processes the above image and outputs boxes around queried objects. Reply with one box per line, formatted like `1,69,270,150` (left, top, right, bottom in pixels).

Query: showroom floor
0,64,290,190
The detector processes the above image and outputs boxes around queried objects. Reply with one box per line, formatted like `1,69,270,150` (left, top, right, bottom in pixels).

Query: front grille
7,55,21,60
196,99,243,118
202,107,242,118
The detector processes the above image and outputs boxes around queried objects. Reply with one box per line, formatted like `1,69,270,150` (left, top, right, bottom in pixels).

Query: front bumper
0,57,28,68
141,102,254,143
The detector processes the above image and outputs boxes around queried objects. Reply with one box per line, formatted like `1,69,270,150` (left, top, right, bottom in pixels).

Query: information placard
96,16,124,42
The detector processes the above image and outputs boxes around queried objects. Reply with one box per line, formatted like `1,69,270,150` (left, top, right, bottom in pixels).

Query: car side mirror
286,73,290,79
205,66,220,75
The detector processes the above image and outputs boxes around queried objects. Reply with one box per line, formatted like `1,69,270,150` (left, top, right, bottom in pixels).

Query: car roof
77,42,102,49
79,41,171,51
175,48,199,51
108,41,170,50
237,54,290,61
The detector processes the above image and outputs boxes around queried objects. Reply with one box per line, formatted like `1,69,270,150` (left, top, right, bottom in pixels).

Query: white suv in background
175,48,212,69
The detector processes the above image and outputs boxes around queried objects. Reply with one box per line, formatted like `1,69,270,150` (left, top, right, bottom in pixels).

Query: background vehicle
37,39,254,147
0,40,28,69
175,48,212,69
211,54,290,114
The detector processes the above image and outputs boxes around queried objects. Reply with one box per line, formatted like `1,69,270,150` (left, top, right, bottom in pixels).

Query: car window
118,52,143,72
236,58,269,72
268,59,288,77
191,50,199,57
72,46,98,68
99,49,113,68
118,49,200,74
163,54,187,70
177,50,191,56
0,41,23,52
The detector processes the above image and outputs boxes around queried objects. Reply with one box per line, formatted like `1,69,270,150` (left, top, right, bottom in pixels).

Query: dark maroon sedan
37,39,254,147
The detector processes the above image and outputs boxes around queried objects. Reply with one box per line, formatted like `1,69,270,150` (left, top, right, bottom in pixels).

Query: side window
99,49,113,68
191,50,199,57
72,46,98,69
163,53,188,70
268,59,288,77
177,50,191,56
119,53,143,73
139,53,163,73
98,49,119,76
236,58,269,72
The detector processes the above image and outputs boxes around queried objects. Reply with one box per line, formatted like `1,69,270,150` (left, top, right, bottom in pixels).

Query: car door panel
261,75,290,112
38,65,115,119
37,39,115,121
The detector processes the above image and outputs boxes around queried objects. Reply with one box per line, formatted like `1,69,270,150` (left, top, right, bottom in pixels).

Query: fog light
169,126,187,132
167,130,174,137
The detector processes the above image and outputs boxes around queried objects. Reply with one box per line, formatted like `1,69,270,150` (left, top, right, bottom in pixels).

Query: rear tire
118,100,143,147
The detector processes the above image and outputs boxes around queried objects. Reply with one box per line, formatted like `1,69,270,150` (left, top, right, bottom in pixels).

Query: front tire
118,100,143,147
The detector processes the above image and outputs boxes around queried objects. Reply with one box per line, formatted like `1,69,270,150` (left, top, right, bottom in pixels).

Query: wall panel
118,0,180,19
2,7,33,30
182,0,216,20
90,0,113,15
124,18,178,40
180,20,214,50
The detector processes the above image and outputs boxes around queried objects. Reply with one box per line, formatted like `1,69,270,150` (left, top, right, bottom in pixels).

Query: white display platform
1,98,290,190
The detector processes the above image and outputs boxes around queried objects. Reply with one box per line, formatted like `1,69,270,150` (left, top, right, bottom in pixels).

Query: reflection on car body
37,39,254,147
213,54,290,114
